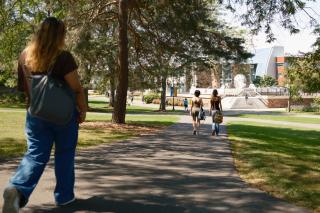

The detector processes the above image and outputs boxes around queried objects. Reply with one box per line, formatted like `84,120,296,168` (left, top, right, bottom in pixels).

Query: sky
221,1,320,55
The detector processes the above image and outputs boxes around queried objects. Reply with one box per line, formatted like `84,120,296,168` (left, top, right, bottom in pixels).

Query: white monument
234,74,247,89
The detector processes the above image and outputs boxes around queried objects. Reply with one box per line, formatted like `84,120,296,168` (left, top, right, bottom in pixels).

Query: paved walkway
0,116,311,212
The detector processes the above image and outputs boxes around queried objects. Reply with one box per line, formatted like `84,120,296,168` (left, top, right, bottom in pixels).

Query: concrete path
0,116,311,212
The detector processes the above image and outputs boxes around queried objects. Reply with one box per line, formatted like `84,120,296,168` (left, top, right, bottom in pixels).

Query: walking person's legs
3,114,54,212
191,111,197,135
194,111,200,135
53,112,79,205
215,123,220,136
211,110,217,135
196,118,200,135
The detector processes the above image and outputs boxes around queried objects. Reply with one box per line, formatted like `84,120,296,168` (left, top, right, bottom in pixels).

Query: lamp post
172,84,175,111
171,77,175,111
285,83,291,112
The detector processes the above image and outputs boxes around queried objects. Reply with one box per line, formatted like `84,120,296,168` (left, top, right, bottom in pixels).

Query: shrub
0,93,25,108
143,93,160,104
313,97,320,106
166,97,183,106
292,97,320,112
0,93,25,104
311,97,320,112
152,98,160,104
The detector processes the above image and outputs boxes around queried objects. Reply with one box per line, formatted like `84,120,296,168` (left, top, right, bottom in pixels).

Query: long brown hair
25,17,66,72
211,89,219,100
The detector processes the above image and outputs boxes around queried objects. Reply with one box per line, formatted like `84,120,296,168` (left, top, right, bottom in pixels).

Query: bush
166,97,184,106
0,92,25,104
253,76,277,87
310,97,320,112
152,98,160,104
143,93,160,104
313,97,320,106
292,97,320,112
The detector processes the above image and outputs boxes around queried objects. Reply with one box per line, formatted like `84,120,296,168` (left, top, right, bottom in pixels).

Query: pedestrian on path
190,90,203,135
2,17,87,213
210,89,223,136
131,94,134,105
183,98,189,112
245,93,248,104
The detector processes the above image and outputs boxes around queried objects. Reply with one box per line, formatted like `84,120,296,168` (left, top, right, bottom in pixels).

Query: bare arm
64,70,87,123
17,55,30,109
191,100,194,111
219,97,223,112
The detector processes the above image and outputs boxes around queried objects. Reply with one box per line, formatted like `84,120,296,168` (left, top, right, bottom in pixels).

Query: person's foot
211,130,215,136
57,197,76,206
2,186,20,213
196,131,199,136
193,130,196,135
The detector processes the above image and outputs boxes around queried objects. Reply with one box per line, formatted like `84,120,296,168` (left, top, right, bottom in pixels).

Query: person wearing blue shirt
183,98,189,111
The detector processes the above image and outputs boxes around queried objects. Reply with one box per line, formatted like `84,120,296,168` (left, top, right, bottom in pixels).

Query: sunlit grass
88,99,186,115
227,121,320,211
0,111,26,159
0,111,178,159
88,100,157,114
232,113,320,124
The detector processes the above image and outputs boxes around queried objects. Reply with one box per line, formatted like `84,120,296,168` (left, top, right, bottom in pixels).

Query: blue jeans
214,123,220,134
212,110,220,135
9,111,79,207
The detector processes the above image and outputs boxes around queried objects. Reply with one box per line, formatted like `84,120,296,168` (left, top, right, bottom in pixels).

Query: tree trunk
112,0,129,123
288,90,291,112
109,72,116,107
84,88,89,109
160,75,167,111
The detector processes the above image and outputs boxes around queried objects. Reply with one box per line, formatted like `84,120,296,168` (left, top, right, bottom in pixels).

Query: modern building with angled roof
250,46,284,80
175,46,287,93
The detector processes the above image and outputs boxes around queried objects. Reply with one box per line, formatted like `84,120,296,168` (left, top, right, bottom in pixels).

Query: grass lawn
227,121,320,211
0,102,25,108
88,100,157,114
0,99,157,114
0,111,178,160
232,114,320,124
0,98,186,114
88,99,186,115
296,111,320,115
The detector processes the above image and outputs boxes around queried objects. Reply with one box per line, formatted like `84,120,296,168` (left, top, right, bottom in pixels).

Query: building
180,46,288,92
275,56,286,86
250,46,284,80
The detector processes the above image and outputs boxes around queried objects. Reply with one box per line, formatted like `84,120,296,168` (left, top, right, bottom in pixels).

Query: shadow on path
30,196,186,213
1,116,310,212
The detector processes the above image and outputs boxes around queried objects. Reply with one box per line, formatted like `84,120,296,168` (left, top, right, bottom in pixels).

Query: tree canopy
1,0,319,122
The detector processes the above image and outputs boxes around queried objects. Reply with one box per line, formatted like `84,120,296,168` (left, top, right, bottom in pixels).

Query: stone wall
267,96,315,108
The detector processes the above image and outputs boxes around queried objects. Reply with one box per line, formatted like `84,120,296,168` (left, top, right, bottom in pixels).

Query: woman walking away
2,17,87,213
190,90,203,135
210,89,222,136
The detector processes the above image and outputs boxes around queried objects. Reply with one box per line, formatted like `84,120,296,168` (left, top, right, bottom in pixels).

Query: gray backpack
25,62,75,125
